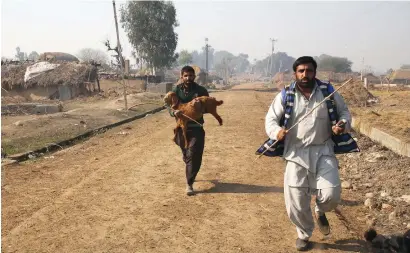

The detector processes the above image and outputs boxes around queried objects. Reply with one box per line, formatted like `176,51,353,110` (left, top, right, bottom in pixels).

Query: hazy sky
2,0,410,73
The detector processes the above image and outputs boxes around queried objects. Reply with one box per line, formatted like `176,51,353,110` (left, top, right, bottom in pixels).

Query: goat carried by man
164,65,223,196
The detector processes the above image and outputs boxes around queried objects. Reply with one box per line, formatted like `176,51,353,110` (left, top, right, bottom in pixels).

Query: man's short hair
181,66,195,75
293,56,317,72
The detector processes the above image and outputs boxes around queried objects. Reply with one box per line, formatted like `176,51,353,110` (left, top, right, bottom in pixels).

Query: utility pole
112,0,128,110
205,38,211,85
360,57,364,81
269,38,277,77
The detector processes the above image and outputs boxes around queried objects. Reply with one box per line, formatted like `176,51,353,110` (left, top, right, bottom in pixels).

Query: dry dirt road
2,83,367,252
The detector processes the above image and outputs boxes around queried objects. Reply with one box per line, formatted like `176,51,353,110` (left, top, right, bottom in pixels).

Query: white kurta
265,82,352,187
265,82,352,240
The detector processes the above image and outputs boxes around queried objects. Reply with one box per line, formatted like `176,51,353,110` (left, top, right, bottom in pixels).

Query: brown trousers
174,127,205,186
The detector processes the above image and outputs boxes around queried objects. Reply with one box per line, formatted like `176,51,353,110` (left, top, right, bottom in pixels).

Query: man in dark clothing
168,66,209,196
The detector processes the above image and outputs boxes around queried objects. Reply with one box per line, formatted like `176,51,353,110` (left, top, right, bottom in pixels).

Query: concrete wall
352,117,410,157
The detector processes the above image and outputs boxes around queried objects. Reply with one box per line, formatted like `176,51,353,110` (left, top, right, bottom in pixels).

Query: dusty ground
337,134,410,236
230,82,268,90
1,90,164,155
2,83,370,252
337,81,378,108
349,88,410,143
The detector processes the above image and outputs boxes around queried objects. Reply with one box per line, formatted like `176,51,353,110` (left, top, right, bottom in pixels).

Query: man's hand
173,110,182,118
276,128,288,141
192,98,200,104
332,120,346,135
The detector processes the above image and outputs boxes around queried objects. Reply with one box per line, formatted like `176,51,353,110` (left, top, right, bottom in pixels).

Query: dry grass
350,89,410,142
1,93,164,156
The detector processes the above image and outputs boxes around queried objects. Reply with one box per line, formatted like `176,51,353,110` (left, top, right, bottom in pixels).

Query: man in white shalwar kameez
265,56,352,251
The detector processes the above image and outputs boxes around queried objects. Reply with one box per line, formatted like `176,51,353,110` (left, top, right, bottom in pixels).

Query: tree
15,47,26,61
190,48,215,69
131,50,143,69
1,57,12,65
214,57,234,82
213,51,235,78
191,50,200,66
316,54,352,73
77,48,109,64
213,50,235,68
120,1,178,72
104,40,125,69
400,64,410,69
252,52,295,76
178,50,193,66
232,53,250,73
28,51,39,61
187,49,248,73
363,65,374,75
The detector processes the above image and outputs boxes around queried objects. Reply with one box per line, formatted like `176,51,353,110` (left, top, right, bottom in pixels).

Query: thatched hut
390,69,410,85
38,52,79,62
362,73,380,84
1,62,97,101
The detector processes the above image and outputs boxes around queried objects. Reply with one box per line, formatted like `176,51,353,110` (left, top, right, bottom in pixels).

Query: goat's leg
209,110,223,125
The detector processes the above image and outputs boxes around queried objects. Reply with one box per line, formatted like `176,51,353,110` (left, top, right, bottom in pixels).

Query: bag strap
279,81,296,128
317,79,339,126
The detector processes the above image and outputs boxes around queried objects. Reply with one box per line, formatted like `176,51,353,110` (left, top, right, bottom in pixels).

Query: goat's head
163,91,179,110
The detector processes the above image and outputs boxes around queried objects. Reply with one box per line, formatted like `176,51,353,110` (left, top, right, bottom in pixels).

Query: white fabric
284,186,341,240
284,155,341,189
24,61,60,82
265,82,352,172
283,142,342,240
266,82,348,240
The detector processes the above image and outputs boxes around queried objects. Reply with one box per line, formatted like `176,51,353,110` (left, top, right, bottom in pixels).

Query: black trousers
174,127,205,186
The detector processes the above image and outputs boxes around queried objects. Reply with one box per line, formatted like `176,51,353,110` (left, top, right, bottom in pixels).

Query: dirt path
2,86,367,252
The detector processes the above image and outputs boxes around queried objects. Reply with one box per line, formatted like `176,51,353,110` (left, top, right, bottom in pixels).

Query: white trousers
284,155,341,240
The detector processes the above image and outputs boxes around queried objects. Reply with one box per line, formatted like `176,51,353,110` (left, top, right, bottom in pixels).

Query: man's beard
184,79,194,84
296,77,315,88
